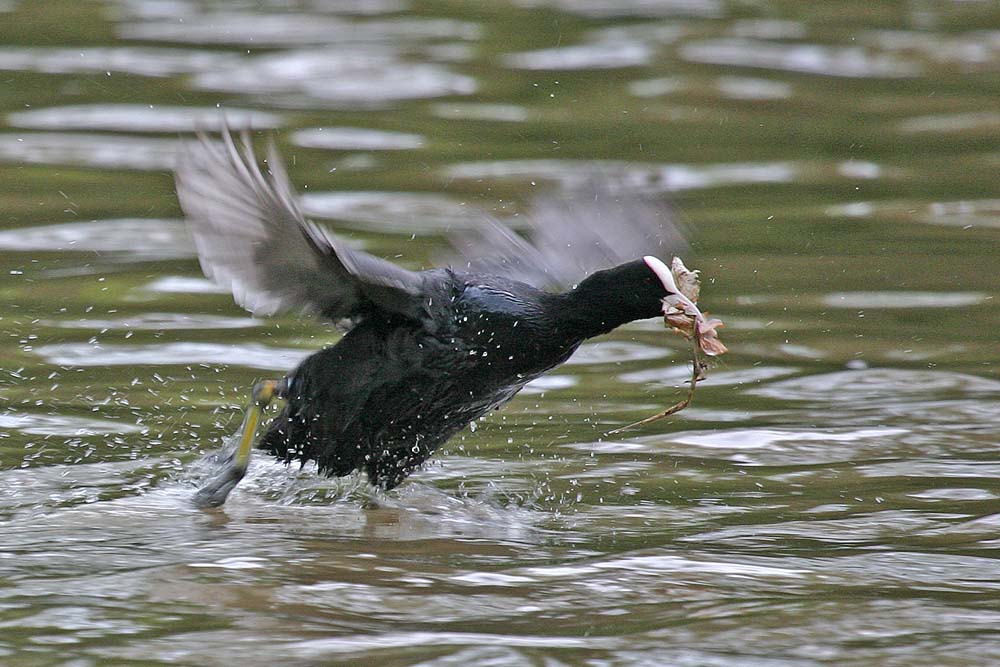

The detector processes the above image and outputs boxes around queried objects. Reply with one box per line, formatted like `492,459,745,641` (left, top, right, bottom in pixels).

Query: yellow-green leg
193,380,279,508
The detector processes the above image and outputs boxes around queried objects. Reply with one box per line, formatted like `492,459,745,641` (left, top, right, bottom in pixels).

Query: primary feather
176,129,426,324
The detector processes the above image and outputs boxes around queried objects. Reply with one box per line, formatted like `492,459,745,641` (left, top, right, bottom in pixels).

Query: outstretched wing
448,177,687,289
176,128,427,324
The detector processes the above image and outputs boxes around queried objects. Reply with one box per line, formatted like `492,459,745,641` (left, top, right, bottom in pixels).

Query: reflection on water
830,198,1000,230
292,126,424,150
0,218,191,258
503,42,654,70
428,102,530,123
140,275,233,294
0,412,144,436
715,75,793,100
35,341,310,370
926,199,1000,228
0,46,242,76
821,291,991,309
619,364,798,388
192,48,478,107
664,425,912,464
2,0,1000,665
447,158,800,191
862,28,1000,70
119,12,481,46
0,132,180,169
505,21,691,70
521,374,577,395
680,38,922,78
567,340,671,365
513,0,724,19
899,111,1000,134
8,104,282,132
41,312,263,330
750,369,1000,403
300,190,473,232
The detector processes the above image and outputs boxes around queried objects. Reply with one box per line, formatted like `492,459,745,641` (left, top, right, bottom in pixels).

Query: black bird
176,130,688,506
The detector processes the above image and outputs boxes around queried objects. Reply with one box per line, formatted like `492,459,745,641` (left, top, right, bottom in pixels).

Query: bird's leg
193,379,280,509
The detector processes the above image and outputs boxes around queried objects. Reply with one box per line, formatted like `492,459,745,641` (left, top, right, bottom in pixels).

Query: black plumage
176,130,683,492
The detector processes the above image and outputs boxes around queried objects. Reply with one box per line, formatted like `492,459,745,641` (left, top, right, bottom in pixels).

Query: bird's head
564,255,725,356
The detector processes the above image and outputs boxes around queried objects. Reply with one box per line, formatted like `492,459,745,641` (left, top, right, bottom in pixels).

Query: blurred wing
175,128,426,323
447,212,553,287
449,178,686,289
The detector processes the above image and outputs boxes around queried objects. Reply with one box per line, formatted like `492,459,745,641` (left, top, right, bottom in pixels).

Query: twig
606,321,706,436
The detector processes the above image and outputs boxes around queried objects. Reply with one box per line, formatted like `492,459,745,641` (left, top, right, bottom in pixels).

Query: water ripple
7,105,281,133
292,127,424,151
446,159,798,192
863,29,1000,70
821,291,990,309
662,426,910,464
899,111,1000,134
0,218,191,258
0,133,180,170
113,0,408,20
34,342,310,370
0,412,143,437
512,0,723,19
193,48,477,107
567,341,670,365
749,368,1000,403
680,38,922,78
620,364,799,388
926,199,1000,228
140,276,232,295
0,46,240,77
428,103,529,122
503,42,654,70
630,74,794,101
41,313,262,331
120,13,481,46
299,191,472,232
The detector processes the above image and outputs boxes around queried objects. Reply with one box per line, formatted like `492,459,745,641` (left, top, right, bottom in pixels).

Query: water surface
1,1,999,665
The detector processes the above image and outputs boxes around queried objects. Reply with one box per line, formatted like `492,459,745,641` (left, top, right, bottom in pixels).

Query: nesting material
608,257,727,434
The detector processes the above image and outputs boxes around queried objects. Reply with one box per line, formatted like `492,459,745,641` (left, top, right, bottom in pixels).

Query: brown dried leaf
697,317,728,356
647,256,725,356
670,256,700,303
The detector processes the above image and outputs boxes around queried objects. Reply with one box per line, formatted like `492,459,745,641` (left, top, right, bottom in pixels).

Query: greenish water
1,1,999,665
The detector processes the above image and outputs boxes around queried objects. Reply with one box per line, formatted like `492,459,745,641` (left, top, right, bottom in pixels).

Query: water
1,0,999,665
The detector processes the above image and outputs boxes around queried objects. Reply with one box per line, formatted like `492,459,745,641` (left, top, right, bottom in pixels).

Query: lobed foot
192,379,280,509
193,462,248,508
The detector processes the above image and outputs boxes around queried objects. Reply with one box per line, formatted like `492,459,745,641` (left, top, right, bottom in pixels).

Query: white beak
643,255,703,316
642,255,680,295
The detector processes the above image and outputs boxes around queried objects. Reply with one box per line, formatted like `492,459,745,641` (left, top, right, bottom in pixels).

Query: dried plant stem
606,322,706,436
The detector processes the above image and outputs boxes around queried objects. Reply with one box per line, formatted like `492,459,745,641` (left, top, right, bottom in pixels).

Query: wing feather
175,127,426,323
448,177,687,289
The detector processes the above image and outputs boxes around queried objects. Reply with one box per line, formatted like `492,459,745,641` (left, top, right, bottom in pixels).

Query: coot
177,129,690,506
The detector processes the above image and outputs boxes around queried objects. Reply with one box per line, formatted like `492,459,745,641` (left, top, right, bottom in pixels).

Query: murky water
1,1,999,665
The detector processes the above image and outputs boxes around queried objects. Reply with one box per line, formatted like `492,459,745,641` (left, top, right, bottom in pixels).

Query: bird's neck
549,260,666,343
